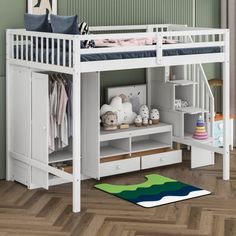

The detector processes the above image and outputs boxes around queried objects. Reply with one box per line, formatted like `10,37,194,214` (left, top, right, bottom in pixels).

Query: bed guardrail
78,28,227,65
6,29,75,71
6,26,228,71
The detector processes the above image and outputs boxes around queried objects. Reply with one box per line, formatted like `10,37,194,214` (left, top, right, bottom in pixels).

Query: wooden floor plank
0,151,236,235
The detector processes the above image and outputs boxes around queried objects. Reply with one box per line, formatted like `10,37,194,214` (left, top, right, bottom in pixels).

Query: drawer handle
116,165,121,170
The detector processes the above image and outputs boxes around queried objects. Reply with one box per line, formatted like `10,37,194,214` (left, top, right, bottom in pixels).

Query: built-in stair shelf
167,80,197,86
176,106,208,114
149,65,213,142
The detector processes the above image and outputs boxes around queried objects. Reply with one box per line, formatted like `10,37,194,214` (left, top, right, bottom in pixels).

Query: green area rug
95,174,211,208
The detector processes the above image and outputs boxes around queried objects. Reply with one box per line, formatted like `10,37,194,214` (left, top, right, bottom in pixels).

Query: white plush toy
139,105,149,119
134,115,142,127
150,108,160,124
142,117,149,126
100,96,137,125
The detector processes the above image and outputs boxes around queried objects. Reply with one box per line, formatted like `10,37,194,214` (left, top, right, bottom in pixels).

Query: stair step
176,106,209,114
184,133,214,144
167,80,197,86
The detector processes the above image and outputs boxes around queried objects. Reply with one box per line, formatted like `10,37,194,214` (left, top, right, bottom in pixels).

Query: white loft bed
6,24,230,213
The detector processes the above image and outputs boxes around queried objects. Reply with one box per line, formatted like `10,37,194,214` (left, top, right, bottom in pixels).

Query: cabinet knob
42,126,47,131
116,165,121,170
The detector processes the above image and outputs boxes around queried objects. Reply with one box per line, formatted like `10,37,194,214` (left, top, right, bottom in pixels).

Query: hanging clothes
66,78,73,137
48,73,72,153
48,79,58,153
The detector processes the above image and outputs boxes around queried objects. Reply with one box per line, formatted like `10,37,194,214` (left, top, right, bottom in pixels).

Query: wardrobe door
31,72,49,189
81,72,100,179
9,66,31,158
8,66,32,184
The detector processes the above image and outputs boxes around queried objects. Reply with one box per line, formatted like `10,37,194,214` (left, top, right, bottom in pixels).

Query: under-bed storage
99,125,181,178
81,72,182,179
141,149,182,170
100,157,140,177
11,159,31,186
8,67,72,189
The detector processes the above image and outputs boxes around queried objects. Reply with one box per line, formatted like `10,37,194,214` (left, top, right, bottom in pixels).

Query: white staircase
148,63,218,152
147,61,229,173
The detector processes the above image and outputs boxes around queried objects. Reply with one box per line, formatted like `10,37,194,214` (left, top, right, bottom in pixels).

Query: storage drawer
100,157,140,177
141,150,182,170
12,159,30,187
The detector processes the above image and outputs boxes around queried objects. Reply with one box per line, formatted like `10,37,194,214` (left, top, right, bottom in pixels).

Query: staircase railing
196,64,214,138
186,36,215,138
165,25,216,139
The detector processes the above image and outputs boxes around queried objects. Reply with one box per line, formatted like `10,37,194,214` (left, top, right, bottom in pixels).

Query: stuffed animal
134,115,142,127
101,111,118,131
150,108,160,124
142,117,149,126
139,105,149,119
100,96,137,125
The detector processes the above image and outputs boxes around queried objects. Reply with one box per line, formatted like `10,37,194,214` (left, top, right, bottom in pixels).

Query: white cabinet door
31,72,49,189
81,72,100,179
9,66,32,184
191,147,214,169
10,66,31,158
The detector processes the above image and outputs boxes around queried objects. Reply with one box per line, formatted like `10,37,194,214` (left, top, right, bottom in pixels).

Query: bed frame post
223,29,230,180
72,36,81,212
6,30,12,181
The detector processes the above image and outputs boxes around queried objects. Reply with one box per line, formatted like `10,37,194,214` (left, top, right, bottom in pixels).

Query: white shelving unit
132,139,169,152
176,106,208,114
99,123,181,178
49,150,72,164
81,73,182,179
101,124,172,154
100,140,130,158
167,80,197,86
131,132,171,152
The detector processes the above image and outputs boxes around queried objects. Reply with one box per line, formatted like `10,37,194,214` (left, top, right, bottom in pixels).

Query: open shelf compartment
131,132,172,153
184,113,212,141
49,150,72,164
100,138,130,158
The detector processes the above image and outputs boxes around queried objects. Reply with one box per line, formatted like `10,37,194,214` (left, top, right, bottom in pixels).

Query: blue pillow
50,14,79,34
24,13,51,32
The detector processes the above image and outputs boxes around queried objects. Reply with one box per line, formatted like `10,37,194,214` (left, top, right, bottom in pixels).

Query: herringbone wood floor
1,150,236,236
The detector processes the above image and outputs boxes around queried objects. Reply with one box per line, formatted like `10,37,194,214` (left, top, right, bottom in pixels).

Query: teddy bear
150,108,160,124
101,111,118,131
100,96,137,125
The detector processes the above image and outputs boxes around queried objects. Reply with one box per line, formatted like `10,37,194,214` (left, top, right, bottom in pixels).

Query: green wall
0,0,220,179
0,0,26,179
